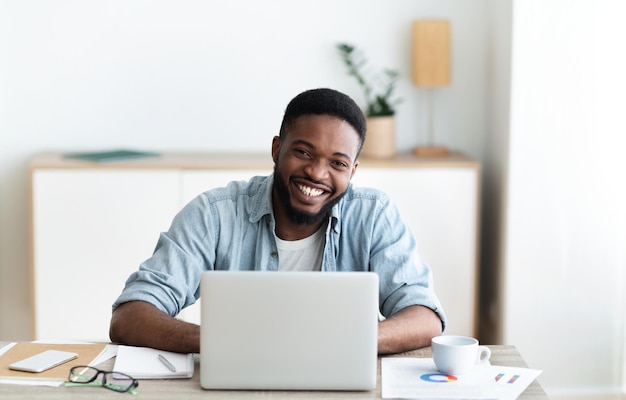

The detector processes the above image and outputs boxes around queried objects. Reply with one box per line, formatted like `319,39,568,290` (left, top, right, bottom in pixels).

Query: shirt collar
249,175,275,223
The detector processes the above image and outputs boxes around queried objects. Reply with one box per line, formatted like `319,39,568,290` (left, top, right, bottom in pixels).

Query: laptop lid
200,271,379,391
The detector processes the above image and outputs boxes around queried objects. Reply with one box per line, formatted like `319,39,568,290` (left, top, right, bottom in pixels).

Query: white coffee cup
431,335,491,375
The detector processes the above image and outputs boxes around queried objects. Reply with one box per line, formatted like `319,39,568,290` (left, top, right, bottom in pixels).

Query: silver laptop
200,271,379,391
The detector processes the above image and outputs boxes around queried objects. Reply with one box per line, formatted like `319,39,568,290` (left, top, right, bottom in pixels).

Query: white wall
0,0,487,337
504,0,626,396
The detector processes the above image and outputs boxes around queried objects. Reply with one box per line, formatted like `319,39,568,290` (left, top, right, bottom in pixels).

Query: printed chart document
382,357,542,400
113,346,194,379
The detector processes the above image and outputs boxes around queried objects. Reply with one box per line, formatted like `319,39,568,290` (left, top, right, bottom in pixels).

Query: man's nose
304,159,329,181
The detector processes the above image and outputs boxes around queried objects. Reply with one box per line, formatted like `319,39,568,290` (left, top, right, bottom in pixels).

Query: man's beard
273,165,346,226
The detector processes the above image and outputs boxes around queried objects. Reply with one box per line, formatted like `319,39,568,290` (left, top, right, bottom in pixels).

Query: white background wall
504,0,626,396
1,0,625,397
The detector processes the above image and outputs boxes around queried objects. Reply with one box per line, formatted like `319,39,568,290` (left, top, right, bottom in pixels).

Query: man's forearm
377,305,442,355
109,301,200,353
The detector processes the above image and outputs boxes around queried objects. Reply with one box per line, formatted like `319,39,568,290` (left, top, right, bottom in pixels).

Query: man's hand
377,305,442,354
109,301,200,353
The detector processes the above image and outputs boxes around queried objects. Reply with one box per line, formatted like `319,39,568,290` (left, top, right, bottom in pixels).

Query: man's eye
333,161,349,169
294,149,310,157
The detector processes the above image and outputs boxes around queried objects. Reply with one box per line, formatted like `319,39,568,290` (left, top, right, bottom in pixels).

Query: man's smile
296,182,325,197
290,178,333,206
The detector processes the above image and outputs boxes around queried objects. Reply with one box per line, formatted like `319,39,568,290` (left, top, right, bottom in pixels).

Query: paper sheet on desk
382,358,542,400
113,346,194,379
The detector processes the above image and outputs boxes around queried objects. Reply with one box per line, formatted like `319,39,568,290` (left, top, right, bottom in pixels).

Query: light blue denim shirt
113,175,446,329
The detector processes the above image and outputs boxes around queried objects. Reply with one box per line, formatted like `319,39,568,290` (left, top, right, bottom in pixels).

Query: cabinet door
32,169,180,341
352,167,479,336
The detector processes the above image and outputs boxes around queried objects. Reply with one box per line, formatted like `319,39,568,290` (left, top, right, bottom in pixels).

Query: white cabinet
31,169,181,341
30,152,479,341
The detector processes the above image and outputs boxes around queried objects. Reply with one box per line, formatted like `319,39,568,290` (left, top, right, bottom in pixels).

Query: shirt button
271,252,278,258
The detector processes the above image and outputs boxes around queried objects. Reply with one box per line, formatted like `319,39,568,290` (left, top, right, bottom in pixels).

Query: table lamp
411,19,451,157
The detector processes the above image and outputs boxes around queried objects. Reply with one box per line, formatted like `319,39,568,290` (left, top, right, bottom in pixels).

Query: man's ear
271,136,281,163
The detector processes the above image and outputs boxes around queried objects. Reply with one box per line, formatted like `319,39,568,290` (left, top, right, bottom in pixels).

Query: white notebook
113,346,194,379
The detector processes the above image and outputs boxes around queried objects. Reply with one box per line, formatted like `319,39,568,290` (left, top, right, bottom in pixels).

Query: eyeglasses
65,365,139,395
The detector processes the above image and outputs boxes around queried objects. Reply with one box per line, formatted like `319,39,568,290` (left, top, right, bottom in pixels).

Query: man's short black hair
279,88,367,156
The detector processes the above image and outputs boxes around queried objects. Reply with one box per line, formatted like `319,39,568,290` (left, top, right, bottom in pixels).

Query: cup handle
477,346,491,364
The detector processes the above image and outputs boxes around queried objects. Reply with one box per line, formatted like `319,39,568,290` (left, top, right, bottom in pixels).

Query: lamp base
413,146,449,157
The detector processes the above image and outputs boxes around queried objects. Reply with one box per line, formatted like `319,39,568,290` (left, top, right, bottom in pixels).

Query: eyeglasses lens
69,366,137,392
69,366,99,383
106,371,137,392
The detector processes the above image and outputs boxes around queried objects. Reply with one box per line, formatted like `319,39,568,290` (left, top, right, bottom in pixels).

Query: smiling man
109,88,446,355
271,113,357,241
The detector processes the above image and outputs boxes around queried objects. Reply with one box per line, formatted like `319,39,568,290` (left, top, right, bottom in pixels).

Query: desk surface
0,344,546,399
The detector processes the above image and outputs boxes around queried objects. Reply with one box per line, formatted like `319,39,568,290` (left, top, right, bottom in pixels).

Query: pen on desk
158,354,177,372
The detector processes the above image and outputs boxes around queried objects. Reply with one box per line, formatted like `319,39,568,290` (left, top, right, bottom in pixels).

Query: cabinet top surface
30,152,479,170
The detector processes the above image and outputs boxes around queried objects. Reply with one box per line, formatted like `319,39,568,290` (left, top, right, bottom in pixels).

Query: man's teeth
297,183,324,197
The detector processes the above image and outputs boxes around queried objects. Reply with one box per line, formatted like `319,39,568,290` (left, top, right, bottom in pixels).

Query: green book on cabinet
63,149,160,163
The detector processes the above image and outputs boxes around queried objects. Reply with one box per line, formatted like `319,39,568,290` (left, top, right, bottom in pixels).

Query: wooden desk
0,344,546,399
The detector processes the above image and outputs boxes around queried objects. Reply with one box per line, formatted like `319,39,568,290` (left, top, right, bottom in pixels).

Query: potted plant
336,43,402,158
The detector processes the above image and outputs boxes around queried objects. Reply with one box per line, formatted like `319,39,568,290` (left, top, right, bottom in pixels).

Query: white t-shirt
275,226,326,271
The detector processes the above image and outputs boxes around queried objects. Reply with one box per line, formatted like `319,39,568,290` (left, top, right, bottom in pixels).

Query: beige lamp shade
411,20,451,87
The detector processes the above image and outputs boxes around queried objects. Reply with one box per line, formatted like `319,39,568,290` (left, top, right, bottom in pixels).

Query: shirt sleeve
368,194,447,331
112,193,215,316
